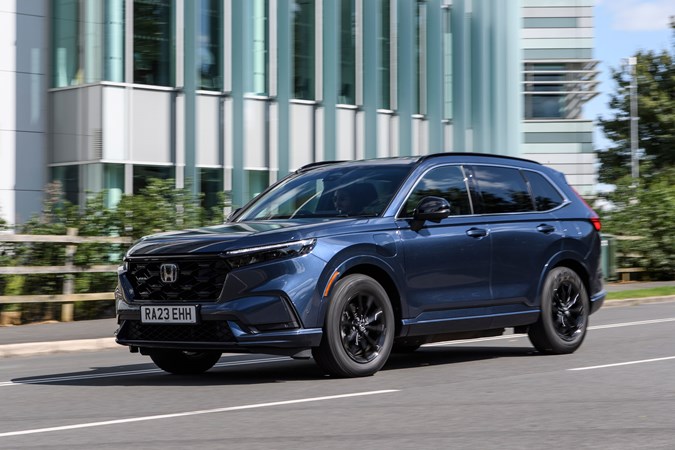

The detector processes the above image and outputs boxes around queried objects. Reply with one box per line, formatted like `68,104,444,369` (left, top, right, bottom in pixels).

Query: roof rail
295,160,346,173
416,152,541,165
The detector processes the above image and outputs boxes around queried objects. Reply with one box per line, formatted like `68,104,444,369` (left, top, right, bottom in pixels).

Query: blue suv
115,153,605,377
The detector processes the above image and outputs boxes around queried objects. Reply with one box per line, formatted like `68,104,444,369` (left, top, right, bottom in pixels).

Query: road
1,301,674,449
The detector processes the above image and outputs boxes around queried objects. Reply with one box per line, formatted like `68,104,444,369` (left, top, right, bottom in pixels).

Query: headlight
224,238,316,269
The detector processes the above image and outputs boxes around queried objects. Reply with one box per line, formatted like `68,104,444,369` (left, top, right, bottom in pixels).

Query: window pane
247,170,270,200
104,163,125,208
443,6,452,119
53,0,80,87
472,166,533,214
200,168,223,210
134,0,174,86
52,165,80,205
523,171,564,211
105,0,125,82
133,165,175,194
529,95,564,119
199,0,222,91
378,0,391,109
338,0,356,104
403,165,471,217
415,0,426,114
292,0,315,100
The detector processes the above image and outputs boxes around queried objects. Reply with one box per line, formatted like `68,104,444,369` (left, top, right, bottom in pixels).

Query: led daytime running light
225,239,316,256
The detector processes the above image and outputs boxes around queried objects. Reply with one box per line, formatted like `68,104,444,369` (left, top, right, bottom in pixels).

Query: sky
584,0,675,150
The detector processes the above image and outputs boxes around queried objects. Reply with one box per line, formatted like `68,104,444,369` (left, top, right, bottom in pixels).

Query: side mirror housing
411,197,451,231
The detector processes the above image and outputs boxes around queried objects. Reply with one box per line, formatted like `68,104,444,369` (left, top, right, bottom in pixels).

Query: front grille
119,321,234,343
127,258,229,301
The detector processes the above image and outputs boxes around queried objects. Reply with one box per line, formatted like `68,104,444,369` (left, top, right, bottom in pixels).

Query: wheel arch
339,263,405,337
534,252,592,307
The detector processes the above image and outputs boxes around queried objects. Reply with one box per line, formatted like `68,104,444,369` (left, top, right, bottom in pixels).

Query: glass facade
41,1,593,216
133,0,174,86
198,0,223,91
292,0,315,100
338,0,356,104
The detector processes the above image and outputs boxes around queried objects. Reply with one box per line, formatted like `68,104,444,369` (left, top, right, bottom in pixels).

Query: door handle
466,228,488,238
537,224,556,234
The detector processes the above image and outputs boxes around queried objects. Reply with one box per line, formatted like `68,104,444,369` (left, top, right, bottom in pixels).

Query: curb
0,337,118,358
604,295,675,308
1,296,674,359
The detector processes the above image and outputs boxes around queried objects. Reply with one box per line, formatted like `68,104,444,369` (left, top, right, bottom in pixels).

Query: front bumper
115,318,322,356
115,292,323,355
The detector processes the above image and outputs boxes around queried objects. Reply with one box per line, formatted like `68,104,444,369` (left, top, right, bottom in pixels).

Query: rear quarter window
522,170,565,211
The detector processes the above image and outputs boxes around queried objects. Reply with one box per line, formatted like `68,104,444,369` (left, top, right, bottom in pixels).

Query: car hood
125,218,375,256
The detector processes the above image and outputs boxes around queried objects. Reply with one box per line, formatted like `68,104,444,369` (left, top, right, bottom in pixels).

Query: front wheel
312,274,394,377
149,349,222,375
529,267,589,354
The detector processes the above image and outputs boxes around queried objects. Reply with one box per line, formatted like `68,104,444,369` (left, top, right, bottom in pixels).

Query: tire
312,274,394,377
149,349,222,375
529,267,589,354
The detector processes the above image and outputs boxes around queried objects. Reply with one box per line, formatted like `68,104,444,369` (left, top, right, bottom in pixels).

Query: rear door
469,165,565,307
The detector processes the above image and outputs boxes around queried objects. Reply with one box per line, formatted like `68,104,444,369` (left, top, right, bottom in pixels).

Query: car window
471,165,534,214
522,170,564,211
402,165,472,217
236,165,412,220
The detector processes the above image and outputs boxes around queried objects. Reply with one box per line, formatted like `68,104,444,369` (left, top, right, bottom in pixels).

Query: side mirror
411,197,451,231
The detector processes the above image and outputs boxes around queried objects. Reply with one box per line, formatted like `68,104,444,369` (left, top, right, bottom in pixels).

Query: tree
597,23,675,183
601,167,675,280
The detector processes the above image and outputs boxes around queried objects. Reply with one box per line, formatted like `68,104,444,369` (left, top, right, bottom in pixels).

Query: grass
606,286,675,300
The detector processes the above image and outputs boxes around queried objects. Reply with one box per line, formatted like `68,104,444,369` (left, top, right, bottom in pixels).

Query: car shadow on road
10,345,537,387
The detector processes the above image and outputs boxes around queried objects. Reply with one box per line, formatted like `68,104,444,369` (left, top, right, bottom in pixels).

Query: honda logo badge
160,264,179,284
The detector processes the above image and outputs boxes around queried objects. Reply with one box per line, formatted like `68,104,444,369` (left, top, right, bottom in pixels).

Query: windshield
235,163,413,221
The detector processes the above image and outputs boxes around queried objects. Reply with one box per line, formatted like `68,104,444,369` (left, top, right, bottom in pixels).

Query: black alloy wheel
312,274,394,377
528,267,589,354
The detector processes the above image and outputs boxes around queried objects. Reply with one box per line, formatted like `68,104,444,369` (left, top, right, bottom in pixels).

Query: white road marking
426,317,675,347
569,356,675,371
588,317,675,330
0,390,399,438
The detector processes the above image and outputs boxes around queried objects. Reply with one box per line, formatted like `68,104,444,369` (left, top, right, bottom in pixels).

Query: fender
307,245,407,330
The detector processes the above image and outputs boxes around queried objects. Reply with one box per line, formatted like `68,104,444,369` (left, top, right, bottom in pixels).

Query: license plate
140,305,197,324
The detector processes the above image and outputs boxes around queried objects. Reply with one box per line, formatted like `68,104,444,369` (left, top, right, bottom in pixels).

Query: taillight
590,216,602,232
572,188,601,232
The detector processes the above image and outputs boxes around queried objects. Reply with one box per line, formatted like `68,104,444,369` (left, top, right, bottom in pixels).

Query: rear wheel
312,274,394,377
529,267,589,354
149,349,222,375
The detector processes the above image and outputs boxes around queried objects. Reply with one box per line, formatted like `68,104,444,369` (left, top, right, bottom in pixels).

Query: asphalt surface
1,300,674,449
0,281,673,357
